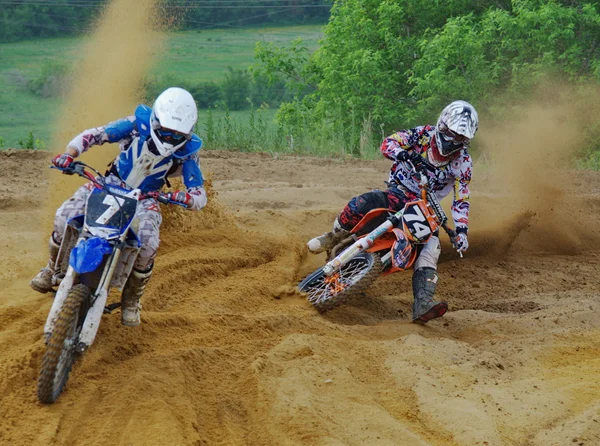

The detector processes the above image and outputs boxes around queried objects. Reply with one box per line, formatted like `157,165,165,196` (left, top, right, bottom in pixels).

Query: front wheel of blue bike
37,284,90,404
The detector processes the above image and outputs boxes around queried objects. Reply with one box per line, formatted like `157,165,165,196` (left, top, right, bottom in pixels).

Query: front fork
77,243,123,352
43,236,125,352
44,268,76,337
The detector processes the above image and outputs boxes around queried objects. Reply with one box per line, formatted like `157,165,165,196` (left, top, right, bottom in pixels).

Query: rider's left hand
165,190,192,206
455,232,469,252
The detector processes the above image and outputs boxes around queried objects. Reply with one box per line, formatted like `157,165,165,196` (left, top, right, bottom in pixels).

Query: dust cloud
4,0,165,281
467,82,600,257
47,0,163,213
4,5,600,443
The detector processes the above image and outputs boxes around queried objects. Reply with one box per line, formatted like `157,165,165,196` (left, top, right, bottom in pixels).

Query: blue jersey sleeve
104,118,136,143
182,157,205,189
105,105,150,142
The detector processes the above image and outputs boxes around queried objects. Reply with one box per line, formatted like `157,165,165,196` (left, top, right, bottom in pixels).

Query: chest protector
114,136,174,192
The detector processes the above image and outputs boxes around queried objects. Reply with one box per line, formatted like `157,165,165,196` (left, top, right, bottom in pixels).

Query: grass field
0,26,323,148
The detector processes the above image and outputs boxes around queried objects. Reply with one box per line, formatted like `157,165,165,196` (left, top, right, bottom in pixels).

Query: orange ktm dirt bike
37,161,186,404
298,159,462,313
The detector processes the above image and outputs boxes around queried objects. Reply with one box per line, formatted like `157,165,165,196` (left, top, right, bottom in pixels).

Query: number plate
85,188,138,238
402,202,433,242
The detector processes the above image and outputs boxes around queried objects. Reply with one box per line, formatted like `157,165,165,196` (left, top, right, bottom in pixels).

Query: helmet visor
438,124,470,156
155,127,188,146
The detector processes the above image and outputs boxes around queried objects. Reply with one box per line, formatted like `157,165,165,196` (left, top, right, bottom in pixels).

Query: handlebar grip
51,164,82,176
156,195,170,205
143,192,188,208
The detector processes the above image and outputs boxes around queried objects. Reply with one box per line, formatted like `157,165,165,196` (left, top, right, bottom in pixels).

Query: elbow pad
188,186,207,210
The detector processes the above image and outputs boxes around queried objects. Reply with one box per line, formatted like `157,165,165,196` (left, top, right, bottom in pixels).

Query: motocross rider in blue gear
31,87,207,327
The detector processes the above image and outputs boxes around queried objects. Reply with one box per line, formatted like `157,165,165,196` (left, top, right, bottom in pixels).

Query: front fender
69,237,113,274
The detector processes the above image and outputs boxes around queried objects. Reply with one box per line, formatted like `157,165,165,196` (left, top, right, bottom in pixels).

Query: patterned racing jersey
66,105,206,210
380,125,472,233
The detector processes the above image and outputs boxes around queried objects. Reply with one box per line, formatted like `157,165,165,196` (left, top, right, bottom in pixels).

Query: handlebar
51,161,189,209
405,156,429,187
51,161,99,183
141,191,189,208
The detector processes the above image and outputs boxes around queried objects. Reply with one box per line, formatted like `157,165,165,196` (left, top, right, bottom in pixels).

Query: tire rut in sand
2,150,600,445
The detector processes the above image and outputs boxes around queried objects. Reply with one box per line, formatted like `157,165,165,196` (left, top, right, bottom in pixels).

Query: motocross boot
30,235,60,294
120,265,153,327
307,219,351,254
411,267,448,323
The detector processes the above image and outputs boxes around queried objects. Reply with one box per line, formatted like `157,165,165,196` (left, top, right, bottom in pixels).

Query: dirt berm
1,147,599,446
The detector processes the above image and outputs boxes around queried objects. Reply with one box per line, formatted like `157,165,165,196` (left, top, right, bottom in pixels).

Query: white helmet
434,100,478,157
150,87,198,157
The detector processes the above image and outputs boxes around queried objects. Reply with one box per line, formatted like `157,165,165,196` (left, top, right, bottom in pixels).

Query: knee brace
414,235,441,270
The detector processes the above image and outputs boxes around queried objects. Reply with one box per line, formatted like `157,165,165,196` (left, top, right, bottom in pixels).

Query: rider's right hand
396,150,424,168
396,151,410,162
52,153,74,169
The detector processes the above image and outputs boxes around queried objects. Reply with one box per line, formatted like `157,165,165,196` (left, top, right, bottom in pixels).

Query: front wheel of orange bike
298,253,381,313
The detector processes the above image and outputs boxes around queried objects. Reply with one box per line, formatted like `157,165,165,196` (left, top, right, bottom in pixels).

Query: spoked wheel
298,253,381,313
37,284,90,404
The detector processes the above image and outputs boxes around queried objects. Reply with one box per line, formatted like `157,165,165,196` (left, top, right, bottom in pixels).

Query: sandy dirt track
1,149,600,446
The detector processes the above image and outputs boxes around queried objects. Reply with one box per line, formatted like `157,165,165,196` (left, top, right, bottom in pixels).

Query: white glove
455,232,469,252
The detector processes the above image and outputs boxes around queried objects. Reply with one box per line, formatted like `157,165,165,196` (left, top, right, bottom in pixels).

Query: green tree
256,0,600,154
408,1,600,120
190,82,222,109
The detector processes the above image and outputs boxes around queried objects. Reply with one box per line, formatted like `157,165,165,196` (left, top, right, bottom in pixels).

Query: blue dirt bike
37,161,185,404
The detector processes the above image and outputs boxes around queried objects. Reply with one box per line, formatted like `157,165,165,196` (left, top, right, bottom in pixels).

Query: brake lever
50,165,74,175
443,225,463,258
50,162,86,177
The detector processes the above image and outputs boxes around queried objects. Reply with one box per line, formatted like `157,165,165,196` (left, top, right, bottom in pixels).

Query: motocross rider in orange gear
307,100,478,323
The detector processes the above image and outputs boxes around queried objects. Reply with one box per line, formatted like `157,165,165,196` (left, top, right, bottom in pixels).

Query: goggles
155,127,188,146
439,123,470,146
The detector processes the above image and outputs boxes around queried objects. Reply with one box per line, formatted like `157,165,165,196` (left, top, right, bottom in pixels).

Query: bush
141,67,290,111
221,67,252,111
18,131,45,150
26,62,72,98
251,73,292,108
189,82,222,109
140,74,179,103
141,75,224,109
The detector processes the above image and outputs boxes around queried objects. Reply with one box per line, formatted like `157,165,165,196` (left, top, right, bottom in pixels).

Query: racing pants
338,188,440,270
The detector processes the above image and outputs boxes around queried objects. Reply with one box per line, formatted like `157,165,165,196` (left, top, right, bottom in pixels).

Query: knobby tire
299,253,382,313
37,284,90,404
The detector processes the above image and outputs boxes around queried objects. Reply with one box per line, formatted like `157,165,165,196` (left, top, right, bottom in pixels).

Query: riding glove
455,232,469,252
52,153,74,169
